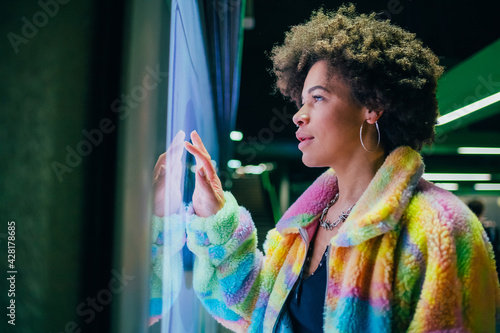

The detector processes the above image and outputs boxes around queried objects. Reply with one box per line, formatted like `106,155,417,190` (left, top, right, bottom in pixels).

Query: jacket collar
276,146,424,247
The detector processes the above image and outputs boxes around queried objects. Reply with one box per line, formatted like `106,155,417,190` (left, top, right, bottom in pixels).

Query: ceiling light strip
435,183,459,191
437,91,500,126
458,147,500,154
423,173,491,181
474,183,500,191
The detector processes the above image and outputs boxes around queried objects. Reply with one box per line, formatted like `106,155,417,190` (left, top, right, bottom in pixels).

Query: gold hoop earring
359,120,380,152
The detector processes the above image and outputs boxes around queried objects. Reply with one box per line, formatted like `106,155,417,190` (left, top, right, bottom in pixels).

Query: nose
293,107,309,127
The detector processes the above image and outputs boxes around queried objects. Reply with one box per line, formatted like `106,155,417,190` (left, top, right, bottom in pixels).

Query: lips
296,132,314,149
296,132,314,142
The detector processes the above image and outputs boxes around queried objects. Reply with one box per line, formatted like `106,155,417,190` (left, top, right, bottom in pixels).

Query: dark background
235,0,500,182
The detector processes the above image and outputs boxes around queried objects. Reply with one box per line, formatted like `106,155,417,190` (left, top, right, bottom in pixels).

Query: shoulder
406,178,478,230
403,178,486,252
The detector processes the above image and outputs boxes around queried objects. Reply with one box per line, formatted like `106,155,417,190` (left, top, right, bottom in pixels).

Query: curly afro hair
270,4,444,153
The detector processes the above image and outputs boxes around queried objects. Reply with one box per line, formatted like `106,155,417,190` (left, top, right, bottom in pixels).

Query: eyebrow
301,85,331,102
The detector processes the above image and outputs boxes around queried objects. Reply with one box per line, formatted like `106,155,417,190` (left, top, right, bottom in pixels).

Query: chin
301,155,327,168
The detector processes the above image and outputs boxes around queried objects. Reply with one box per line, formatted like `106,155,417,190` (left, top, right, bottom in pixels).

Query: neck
331,148,386,207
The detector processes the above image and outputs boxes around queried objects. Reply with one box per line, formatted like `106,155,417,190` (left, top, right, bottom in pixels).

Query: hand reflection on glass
150,130,186,327
153,130,186,217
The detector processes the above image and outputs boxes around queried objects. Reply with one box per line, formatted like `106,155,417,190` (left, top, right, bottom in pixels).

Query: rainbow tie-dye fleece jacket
179,146,500,332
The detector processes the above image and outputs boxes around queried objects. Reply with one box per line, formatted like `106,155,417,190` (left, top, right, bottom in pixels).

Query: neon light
434,183,459,191
423,173,491,181
474,183,500,191
458,147,500,154
437,92,500,126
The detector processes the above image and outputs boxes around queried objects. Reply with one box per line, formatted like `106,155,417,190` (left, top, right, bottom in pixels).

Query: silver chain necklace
319,193,355,230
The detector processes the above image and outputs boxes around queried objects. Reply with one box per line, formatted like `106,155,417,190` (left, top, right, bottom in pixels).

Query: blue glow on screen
154,0,220,332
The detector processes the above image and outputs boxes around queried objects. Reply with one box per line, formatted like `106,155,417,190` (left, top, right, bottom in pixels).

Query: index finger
184,141,217,178
190,131,210,156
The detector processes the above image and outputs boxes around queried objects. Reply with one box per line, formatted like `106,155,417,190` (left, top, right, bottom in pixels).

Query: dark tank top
286,244,329,333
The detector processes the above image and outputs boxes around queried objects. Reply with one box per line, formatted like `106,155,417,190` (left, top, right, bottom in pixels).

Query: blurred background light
457,147,500,154
423,173,492,181
227,159,242,168
474,183,500,191
230,131,243,141
236,163,267,175
435,183,459,191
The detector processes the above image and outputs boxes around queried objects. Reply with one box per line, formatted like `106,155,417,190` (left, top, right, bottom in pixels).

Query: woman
178,5,500,332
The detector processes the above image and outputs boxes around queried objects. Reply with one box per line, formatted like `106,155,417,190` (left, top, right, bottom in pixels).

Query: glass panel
149,1,221,332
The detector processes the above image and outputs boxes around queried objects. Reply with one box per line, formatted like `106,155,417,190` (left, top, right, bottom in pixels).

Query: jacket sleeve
186,191,265,332
396,200,500,332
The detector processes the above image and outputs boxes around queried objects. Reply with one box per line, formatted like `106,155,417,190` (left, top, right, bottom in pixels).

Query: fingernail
199,167,205,178
160,166,166,176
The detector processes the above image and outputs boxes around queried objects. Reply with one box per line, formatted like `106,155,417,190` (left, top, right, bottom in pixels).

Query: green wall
0,1,122,331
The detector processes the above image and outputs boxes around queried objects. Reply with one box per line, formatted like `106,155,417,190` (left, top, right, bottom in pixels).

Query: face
293,60,366,167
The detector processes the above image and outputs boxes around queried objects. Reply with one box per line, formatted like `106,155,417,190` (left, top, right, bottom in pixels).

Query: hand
153,130,185,217
184,131,225,217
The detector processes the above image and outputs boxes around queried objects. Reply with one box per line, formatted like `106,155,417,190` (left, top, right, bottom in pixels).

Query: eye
313,95,324,102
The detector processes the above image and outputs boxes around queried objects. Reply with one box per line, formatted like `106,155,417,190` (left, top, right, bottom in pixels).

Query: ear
365,109,384,124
